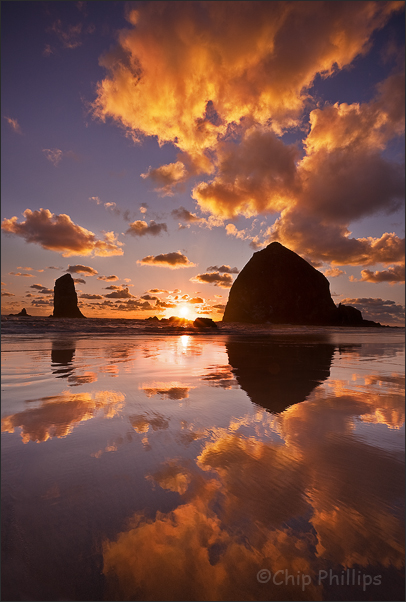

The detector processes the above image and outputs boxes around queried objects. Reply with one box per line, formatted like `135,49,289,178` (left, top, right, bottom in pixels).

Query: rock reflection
1,390,125,443
51,338,76,378
226,338,335,412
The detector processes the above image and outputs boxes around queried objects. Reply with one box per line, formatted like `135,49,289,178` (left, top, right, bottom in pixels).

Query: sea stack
53,273,86,318
223,242,378,326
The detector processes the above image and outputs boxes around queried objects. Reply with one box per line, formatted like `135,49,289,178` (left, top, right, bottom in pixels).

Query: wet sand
1,327,404,601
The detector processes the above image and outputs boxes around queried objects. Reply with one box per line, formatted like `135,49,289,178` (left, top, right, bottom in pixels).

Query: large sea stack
53,274,86,318
223,242,379,326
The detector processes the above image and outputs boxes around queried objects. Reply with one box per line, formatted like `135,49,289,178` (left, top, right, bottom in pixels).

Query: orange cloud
193,127,300,218
138,251,196,268
190,272,233,288
323,268,345,278
92,2,401,154
355,264,405,283
1,209,124,257
4,116,21,134
126,220,167,236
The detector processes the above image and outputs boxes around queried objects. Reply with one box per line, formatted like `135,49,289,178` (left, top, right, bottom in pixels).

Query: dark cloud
206,265,239,274
190,272,233,288
79,294,104,300
340,297,405,326
138,252,196,269
126,220,168,237
171,207,204,223
68,264,98,275
104,287,135,299
97,275,119,281
73,278,86,284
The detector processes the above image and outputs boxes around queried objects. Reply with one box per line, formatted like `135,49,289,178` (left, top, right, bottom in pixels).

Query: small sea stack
52,273,86,318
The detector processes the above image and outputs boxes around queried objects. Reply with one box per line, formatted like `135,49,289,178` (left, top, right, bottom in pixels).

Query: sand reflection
1,390,125,443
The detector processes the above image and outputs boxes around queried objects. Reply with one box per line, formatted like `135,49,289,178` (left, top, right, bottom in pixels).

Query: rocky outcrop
52,274,85,318
193,317,218,329
9,308,30,316
223,242,380,326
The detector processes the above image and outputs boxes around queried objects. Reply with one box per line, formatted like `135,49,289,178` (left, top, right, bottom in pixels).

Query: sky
1,1,405,325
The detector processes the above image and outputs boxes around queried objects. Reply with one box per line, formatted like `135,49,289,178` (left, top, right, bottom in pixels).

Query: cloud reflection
1,390,125,443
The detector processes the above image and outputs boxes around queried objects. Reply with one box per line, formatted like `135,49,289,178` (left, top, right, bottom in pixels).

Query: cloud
43,148,79,167
73,278,86,285
104,287,135,299
30,284,53,294
92,2,401,155
139,203,148,214
189,297,204,304
67,264,98,276
8,272,34,277
147,289,168,294
126,220,168,237
49,19,83,49
89,196,102,204
190,272,233,288
97,274,119,281
339,297,405,326
206,265,239,274
88,2,404,270
171,207,204,223
1,209,124,257
270,211,405,266
193,127,300,218
1,291,15,297
323,268,345,278
141,294,159,301
79,294,104,300
138,251,196,269
141,161,189,195
354,264,405,283
4,116,21,134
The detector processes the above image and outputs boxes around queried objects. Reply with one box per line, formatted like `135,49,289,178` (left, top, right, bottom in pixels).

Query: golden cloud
1,209,124,257
138,251,196,268
92,2,401,153
4,116,22,134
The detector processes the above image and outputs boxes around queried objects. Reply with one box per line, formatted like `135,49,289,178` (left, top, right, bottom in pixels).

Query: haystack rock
223,242,379,326
53,274,86,318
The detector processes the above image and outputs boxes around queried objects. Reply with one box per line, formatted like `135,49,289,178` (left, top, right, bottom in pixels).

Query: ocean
1,317,405,601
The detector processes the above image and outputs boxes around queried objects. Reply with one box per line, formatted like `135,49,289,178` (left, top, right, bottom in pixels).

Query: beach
1,319,404,601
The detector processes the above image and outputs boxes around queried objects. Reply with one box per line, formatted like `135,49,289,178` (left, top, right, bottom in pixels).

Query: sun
177,304,190,318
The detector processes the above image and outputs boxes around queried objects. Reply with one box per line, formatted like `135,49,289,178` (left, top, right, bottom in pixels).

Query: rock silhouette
52,274,85,318
223,242,380,326
193,317,218,329
8,307,30,316
227,337,335,413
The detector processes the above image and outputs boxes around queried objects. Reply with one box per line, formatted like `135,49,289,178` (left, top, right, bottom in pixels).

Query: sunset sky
1,1,405,324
